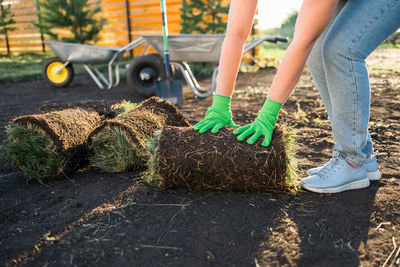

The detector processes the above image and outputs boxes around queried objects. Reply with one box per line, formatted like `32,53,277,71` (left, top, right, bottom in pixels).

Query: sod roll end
147,125,297,192
88,97,190,173
2,108,102,182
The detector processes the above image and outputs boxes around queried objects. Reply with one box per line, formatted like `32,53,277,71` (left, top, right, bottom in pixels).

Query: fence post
0,4,11,55
125,0,133,57
35,0,45,53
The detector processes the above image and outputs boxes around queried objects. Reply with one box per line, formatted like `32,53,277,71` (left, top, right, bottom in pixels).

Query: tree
180,0,229,34
0,0,16,54
279,11,298,39
34,0,106,44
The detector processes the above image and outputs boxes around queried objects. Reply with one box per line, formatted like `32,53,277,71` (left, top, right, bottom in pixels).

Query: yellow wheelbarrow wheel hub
47,62,69,84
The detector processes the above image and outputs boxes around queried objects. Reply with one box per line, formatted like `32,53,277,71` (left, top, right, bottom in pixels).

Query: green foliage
0,0,15,35
180,0,229,34
89,127,145,173
186,62,214,77
256,11,297,65
1,125,64,183
34,0,106,44
278,11,298,39
0,53,132,84
260,11,297,51
0,53,45,83
382,32,400,46
116,101,137,115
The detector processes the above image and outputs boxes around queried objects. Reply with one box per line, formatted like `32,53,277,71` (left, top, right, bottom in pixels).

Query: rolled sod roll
2,108,102,182
39,99,137,119
88,97,190,173
147,126,296,192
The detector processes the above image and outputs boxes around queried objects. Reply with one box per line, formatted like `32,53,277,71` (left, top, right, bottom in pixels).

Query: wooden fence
0,0,44,54
99,0,185,56
0,0,233,56
0,0,262,63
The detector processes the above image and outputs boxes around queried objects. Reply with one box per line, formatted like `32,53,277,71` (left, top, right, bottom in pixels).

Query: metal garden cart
43,34,288,98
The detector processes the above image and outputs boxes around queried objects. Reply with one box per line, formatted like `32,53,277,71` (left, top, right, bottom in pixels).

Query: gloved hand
193,94,239,134
233,98,282,146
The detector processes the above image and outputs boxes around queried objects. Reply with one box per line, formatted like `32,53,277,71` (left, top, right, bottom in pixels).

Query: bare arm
216,0,258,97
267,0,339,103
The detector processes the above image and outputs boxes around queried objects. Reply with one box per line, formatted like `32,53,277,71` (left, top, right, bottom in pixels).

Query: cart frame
45,34,288,98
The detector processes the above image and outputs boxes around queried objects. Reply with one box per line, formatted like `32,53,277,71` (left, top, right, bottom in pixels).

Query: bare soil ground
1,49,399,266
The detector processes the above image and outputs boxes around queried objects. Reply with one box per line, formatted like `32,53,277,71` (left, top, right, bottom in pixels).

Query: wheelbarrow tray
45,41,120,64
141,34,225,63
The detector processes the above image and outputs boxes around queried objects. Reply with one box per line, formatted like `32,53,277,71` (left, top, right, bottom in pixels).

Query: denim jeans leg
321,0,400,165
306,0,346,120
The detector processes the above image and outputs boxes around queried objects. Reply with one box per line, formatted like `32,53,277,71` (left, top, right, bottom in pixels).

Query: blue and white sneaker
301,157,370,193
306,153,381,181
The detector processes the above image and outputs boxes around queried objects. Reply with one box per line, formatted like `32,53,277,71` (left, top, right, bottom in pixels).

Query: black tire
42,57,74,88
127,54,166,97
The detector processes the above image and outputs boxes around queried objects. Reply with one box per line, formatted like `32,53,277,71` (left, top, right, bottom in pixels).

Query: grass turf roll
39,99,137,119
1,108,102,182
88,97,190,173
147,126,297,192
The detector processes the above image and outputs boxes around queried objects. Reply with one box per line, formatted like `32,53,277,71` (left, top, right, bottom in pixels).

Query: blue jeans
306,0,400,166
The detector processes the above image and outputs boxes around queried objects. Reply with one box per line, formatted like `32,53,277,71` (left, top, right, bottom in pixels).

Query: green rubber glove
233,98,282,146
193,94,240,134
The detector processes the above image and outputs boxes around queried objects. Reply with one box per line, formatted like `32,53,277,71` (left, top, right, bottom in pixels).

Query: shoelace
316,157,346,179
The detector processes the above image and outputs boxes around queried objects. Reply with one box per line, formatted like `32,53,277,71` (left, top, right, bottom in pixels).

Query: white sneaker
301,157,370,194
307,153,381,181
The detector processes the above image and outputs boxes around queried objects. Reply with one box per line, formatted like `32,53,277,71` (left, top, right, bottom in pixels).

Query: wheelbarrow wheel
42,57,74,88
127,54,166,97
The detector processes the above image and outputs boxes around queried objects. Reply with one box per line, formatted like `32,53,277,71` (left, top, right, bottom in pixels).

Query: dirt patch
149,126,289,192
0,49,399,266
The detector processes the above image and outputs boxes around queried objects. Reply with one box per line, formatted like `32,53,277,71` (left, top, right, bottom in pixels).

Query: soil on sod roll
137,96,190,127
4,108,102,182
88,97,190,173
149,125,294,192
39,99,136,119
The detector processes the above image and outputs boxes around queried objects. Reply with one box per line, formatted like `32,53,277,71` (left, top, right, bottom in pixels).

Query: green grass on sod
89,127,146,173
1,125,64,183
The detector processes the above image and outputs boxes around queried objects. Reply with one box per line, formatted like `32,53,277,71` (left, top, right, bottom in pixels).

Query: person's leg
322,0,400,166
302,0,400,193
307,0,376,161
306,0,346,119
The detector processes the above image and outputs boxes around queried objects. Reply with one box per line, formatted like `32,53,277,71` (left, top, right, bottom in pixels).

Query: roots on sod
147,125,298,192
39,99,137,119
88,97,190,173
2,108,102,182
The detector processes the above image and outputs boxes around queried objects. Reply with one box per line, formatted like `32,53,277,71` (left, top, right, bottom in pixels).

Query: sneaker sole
307,169,381,181
368,170,381,181
302,178,370,194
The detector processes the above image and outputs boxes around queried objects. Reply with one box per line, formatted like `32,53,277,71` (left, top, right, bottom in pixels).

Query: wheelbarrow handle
275,37,289,43
243,35,289,54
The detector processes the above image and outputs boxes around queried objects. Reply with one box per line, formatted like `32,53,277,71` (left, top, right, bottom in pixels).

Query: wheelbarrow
43,34,288,98
43,38,148,89
127,34,288,98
